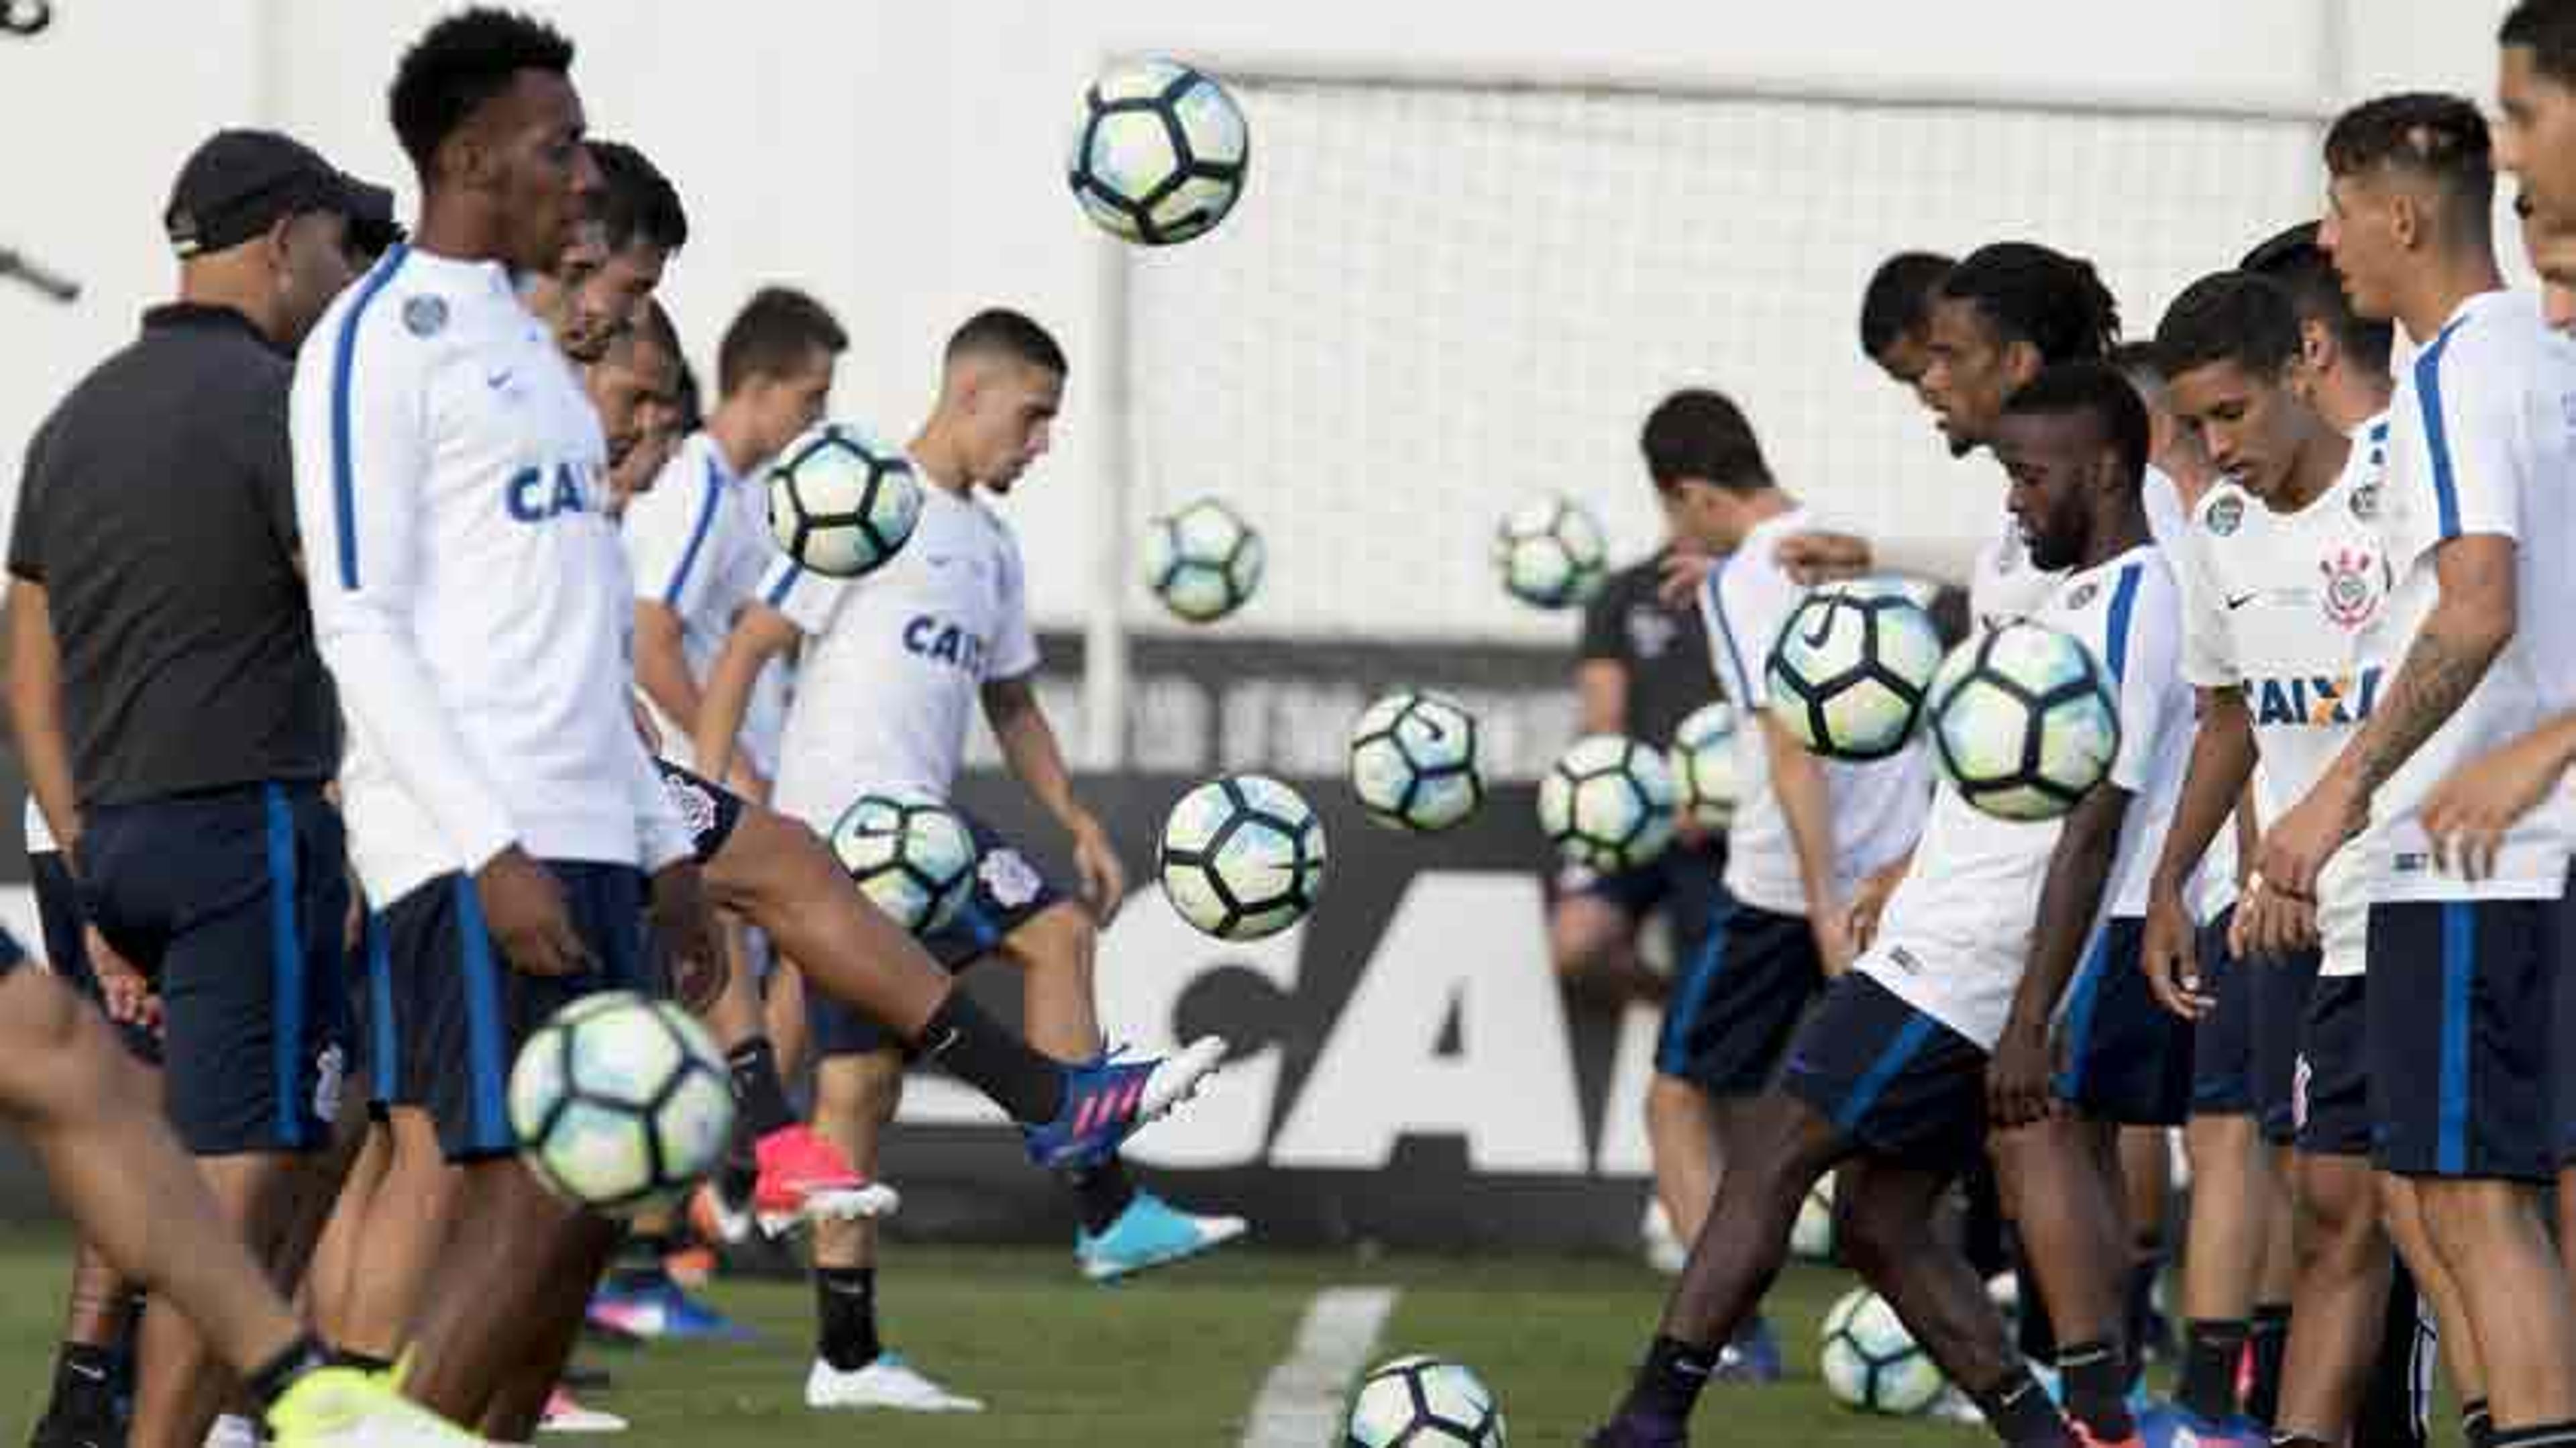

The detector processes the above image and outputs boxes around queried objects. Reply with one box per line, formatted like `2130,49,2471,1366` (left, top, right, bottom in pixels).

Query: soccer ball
1790,1172,1837,1262
1927,621,2122,821
1493,496,1608,609
1159,774,1328,940
1067,57,1248,246
1143,497,1264,623
1819,1288,1945,1416
1348,690,1484,833
508,992,736,1216
1765,582,1945,761
828,792,979,936
1346,1355,1505,1446
1537,735,1675,873
765,422,923,578
1666,702,1741,830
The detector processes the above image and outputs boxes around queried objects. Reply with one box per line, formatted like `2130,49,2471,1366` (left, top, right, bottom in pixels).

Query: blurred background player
1860,250,1957,400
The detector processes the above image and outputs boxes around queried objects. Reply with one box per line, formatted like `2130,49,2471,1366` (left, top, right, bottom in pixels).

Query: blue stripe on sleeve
2102,563,2143,684
765,560,805,608
328,245,412,591
1703,559,1757,703
2412,317,2471,542
660,456,727,606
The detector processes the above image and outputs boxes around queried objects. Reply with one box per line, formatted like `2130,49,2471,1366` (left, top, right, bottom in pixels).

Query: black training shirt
1577,547,1723,745
9,303,336,807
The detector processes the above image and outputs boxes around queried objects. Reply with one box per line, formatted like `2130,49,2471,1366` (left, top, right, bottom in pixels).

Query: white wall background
0,0,2520,633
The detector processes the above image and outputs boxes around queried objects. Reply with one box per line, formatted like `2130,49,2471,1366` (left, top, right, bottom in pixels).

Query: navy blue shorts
1779,972,1989,1172
29,847,161,1065
2295,974,2371,1157
809,810,1069,1059
376,861,649,1163
77,784,351,1155
2055,917,2195,1127
1657,900,1822,1095
2367,898,2559,1182
2190,911,2255,1117
0,923,24,972
2253,947,2322,1146
653,759,745,866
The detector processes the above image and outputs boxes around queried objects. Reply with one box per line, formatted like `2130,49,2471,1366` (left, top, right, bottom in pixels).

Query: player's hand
83,925,160,1034
1809,906,1857,978
1656,550,1717,610
2253,772,2363,901
2139,886,2210,1020
2231,875,2318,961
475,846,590,978
1986,1017,2058,1130
1672,814,1711,850
2422,729,2573,881
1774,530,1875,586
1069,811,1128,925
650,862,728,1013
1843,858,1907,953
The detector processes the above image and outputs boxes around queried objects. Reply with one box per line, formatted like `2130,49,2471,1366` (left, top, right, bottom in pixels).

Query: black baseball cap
2240,221,2323,274
164,129,376,258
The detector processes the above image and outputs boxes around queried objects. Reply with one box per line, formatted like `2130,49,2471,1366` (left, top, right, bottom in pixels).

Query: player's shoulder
300,246,463,381
2422,289,2559,384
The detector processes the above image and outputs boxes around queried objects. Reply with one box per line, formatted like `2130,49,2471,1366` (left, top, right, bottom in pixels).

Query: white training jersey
620,431,791,775
2178,419,2391,976
292,245,689,907
1699,507,1931,918
2359,289,2576,902
1858,543,2190,1049
763,481,1040,832
21,796,50,856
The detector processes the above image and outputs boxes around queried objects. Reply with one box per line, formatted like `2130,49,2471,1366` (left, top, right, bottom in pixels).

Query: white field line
1240,1284,1399,1447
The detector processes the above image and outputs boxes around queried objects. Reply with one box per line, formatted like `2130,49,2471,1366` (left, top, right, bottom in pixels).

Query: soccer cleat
263,1366,483,1447
203,1415,258,1447
30,1407,122,1448
1711,1317,1783,1384
804,1353,986,1413
688,1178,753,1250
2135,1402,2266,1448
661,1241,718,1290
537,1386,629,1435
1076,1190,1247,1282
2070,1423,2144,1448
751,1124,899,1237
1582,1412,1687,1447
1023,1037,1226,1171
1925,1386,1987,1425
584,1281,757,1343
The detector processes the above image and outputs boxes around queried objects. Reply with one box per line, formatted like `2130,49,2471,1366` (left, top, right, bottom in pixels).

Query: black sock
46,1341,119,1425
328,1347,394,1375
610,1232,676,1292
2463,1398,2495,1448
2126,1251,2166,1376
726,1036,798,1140
2178,1318,2249,1423
1064,1157,1140,1235
1974,1366,2073,1448
2055,1340,2134,1441
919,990,1063,1125
2492,1421,2576,1448
1621,1335,1717,1427
244,1334,327,1413
2247,1302,2292,1427
718,1125,758,1206
814,1268,881,1371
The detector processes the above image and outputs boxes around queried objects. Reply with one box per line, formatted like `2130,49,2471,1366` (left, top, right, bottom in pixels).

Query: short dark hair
589,139,687,255
2153,271,2304,384
632,296,681,359
946,308,1068,376
1640,389,1769,491
388,9,574,177
2001,360,2151,484
2239,221,2397,376
1940,242,2121,364
2323,93,2495,221
1859,251,1954,359
717,287,847,397
2106,340,2163,392
2503,0,2576,88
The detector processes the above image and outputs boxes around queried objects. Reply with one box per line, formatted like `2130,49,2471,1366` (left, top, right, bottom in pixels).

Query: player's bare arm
689,604,800,784
1757,711,1852,972
1574,659,1627,735
1990,782,2131,1129
981,671,1124,921
631,599,706,739
2,578,80,856
2142,687,2255,1019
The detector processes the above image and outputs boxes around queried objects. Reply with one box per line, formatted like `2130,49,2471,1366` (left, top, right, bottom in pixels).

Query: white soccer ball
1927,621,2122,822
1819,1287,1945,1416
1067,57,1248,246
1765,581,1945,761
1159,774,1328,941
828,792,979,936
1346,1355,1506,1447
1493,496,1608,610
1790,1171,1836,1262
508,992,736,1217
765,422,923,578
1348,690,1484,833
1666,702,1741,831
1538,735,1676,873
1143,497,1264,623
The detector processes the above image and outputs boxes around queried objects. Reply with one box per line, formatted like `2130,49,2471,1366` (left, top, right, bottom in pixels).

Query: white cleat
537,1386,629,1434
804,1353,986,1413
205,1414,262,1448
1138,1035,1227,1123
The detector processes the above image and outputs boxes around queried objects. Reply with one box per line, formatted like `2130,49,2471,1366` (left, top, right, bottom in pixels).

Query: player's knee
1010,902,1096,976
2413,1176,2524,1259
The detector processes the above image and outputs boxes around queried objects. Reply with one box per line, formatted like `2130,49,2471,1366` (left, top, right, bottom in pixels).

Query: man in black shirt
7,127,376,1448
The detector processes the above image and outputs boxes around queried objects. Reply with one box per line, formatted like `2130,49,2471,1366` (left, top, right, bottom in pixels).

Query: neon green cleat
266,1366,486,1446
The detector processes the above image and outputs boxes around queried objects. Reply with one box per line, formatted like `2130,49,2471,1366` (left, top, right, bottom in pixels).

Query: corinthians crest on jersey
2317,546,2389,630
